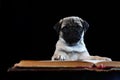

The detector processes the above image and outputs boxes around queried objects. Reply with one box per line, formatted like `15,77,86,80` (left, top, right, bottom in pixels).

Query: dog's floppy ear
82,20,89,33
53,19,63,34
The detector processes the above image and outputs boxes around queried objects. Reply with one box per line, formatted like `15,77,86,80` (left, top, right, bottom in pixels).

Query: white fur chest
56,38,88,53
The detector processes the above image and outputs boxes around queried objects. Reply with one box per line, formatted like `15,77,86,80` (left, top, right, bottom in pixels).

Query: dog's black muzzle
61,26,83,46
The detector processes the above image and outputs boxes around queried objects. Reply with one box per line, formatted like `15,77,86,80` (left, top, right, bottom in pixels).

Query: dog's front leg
51,50,69,61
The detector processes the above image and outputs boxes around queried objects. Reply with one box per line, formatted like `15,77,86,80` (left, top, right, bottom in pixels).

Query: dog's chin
67,42,78,46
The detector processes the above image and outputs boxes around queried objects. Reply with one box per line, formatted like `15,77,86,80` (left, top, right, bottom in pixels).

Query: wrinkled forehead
61,17,83,28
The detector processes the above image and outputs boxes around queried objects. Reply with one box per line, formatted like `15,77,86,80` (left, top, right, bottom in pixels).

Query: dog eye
61,26,68,29
61,27,66,30
63,26,68,28
61,27,68,32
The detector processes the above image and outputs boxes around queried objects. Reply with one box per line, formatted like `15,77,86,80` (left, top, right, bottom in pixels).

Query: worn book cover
8,60,120,72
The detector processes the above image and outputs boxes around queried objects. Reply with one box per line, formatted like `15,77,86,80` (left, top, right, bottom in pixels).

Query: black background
1,0,120,79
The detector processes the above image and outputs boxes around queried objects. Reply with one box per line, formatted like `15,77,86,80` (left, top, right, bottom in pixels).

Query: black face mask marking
61,25,84,46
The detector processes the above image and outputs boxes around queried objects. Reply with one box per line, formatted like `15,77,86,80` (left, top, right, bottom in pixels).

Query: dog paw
52,54,68,61
93,56,112,61
101,57,112,61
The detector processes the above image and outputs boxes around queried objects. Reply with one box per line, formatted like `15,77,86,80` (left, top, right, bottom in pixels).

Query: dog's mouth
65,38,80,46
62,33,81,46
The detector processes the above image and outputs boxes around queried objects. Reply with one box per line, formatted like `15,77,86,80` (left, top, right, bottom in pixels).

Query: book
82,60,120,69
7,60,120,72
12,60,120,69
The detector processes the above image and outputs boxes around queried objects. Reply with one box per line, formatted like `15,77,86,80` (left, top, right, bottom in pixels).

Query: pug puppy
51,16,112,61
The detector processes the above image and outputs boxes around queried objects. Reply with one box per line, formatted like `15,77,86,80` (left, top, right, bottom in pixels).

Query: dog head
54,16,89,46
